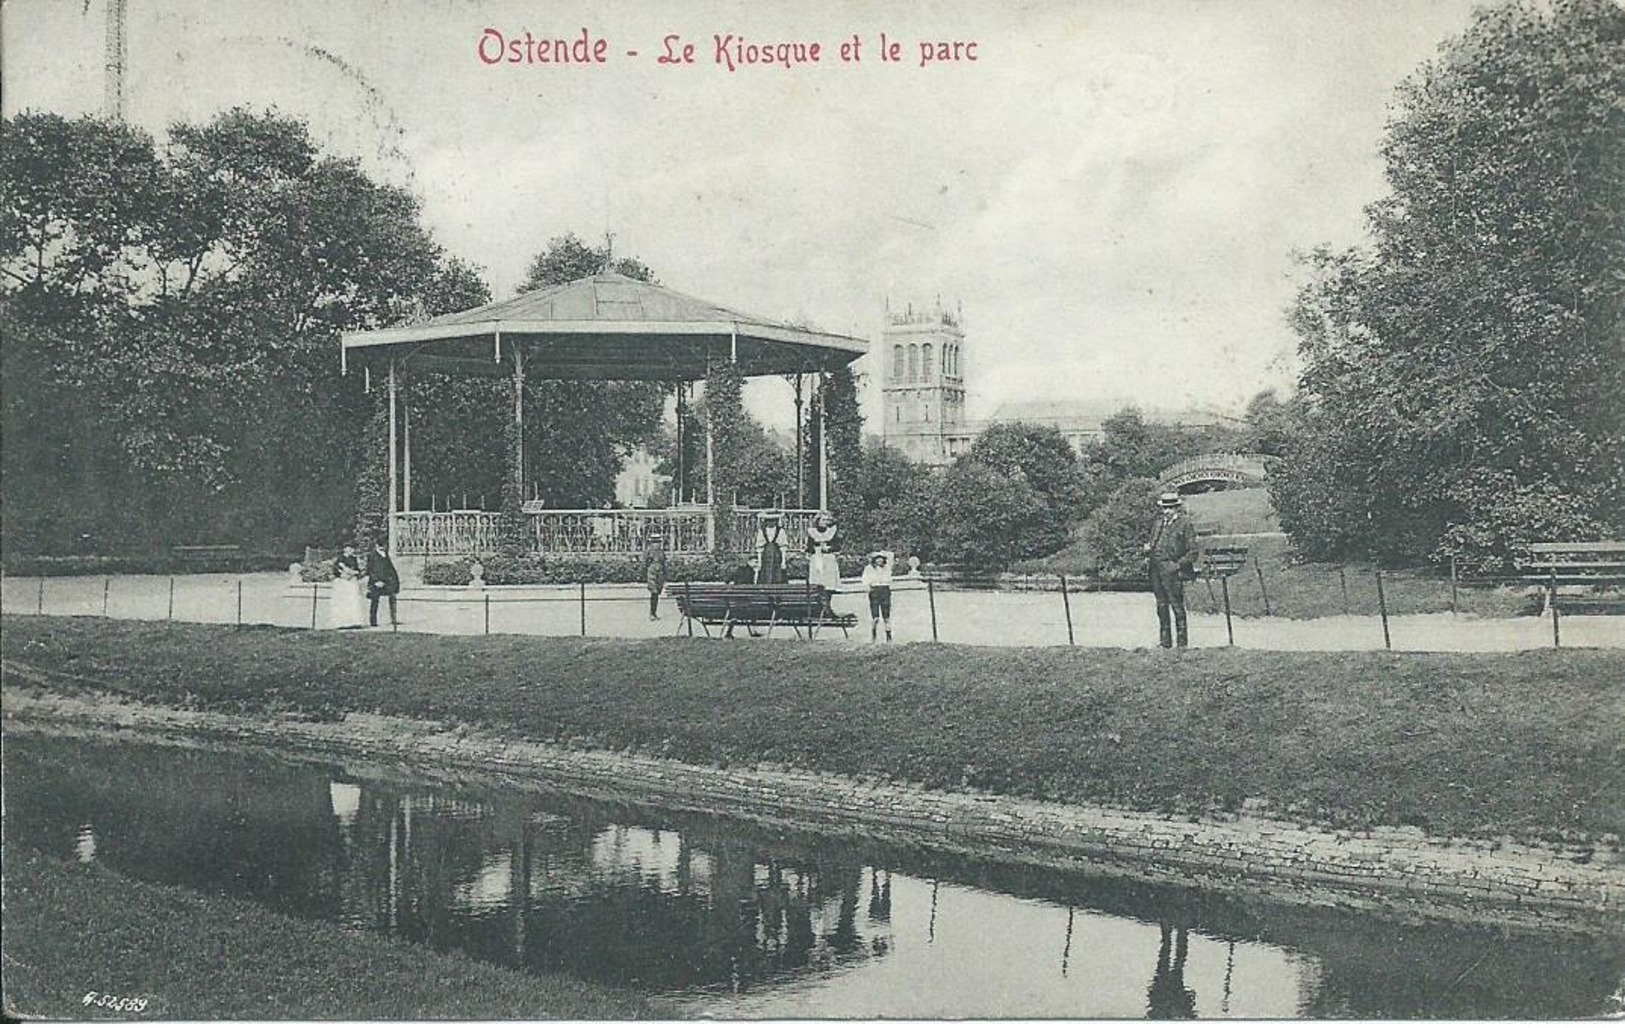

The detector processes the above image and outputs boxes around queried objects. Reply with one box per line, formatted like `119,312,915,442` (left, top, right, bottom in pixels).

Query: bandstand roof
340,273,867,381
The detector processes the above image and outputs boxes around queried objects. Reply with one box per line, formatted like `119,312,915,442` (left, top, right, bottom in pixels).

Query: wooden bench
171,544,243,570
669,583,859,639
1520,541,1625,620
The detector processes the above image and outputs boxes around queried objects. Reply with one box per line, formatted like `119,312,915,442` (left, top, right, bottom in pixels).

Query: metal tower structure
103,0,128,120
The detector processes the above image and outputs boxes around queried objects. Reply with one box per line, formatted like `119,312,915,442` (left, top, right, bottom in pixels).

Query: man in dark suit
365,538,400,628
1146,492,1198,648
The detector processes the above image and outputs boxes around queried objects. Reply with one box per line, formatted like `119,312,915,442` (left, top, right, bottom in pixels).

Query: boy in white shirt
861,550,895,642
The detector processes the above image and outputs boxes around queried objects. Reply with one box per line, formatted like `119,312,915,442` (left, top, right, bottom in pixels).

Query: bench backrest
671,583,831,619
1519,541,1625,581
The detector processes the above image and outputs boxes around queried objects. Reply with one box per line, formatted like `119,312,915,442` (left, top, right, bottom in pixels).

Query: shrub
298,560,336,583
418,551,878,586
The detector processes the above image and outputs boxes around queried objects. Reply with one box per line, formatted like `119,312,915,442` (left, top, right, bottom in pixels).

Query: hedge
422,552,874,586
1,554,296,578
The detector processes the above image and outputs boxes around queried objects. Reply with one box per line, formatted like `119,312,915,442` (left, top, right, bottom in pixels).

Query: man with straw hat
1145,491,1198,648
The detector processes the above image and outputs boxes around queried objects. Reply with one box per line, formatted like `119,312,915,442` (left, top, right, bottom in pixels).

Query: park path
4,573,1621,652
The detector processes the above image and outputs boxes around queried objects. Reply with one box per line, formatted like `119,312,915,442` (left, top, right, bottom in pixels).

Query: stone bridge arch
1158,452,1272,493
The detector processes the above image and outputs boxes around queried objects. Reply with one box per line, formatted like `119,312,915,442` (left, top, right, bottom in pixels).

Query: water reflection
4,734,1622,1019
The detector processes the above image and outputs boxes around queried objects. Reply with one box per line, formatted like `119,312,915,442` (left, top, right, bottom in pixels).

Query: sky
1,0,1486,428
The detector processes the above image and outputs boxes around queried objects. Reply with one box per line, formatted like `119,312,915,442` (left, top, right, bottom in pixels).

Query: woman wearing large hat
754,511,788,584
804,510,841,590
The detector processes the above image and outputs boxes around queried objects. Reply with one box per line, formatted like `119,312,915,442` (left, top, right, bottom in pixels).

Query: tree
933,461,1045,571
1081,476,1163,581
1277,0,1625,566
845,442,939,558
518,231,655,292
400,234,666,514
1,109,461,555
820,366,863,515
935,422,1087,569
1242,389,1295,457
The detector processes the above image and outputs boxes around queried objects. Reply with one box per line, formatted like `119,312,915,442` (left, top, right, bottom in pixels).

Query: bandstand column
817,373,829,511
402,387,412,513
387,358,398,554
509,346,525,517
794,373,805,508
704,375,716,551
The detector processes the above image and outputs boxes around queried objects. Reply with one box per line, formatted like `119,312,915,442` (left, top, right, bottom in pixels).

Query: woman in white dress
327,544,367,629
805,511,841,589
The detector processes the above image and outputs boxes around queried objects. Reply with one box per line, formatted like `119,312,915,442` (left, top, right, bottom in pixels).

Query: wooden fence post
1375,569,1391,650
1060,574,1075,646
579,581,587,637
1549,569,1560,648
926,578,939,643
1253,558,1272,616
1221,576,1235,646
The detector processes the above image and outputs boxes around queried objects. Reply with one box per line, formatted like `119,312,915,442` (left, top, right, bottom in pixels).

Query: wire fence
3,567,1621,652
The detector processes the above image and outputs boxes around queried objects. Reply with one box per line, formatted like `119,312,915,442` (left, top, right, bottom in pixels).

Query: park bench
1520,541,1625,618
171,544,242,570
670,582,859,639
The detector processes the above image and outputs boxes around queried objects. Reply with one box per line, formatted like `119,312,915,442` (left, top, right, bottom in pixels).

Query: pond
4,732,1622,1019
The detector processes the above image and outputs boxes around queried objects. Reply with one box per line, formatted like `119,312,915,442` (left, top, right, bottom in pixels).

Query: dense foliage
398,233,665,517
1273,0,1625,567
0,110,472,556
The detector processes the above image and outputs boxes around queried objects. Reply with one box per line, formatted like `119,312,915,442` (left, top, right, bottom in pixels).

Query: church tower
880,299,967,466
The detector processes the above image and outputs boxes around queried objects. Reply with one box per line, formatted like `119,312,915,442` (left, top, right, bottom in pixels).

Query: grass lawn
3,615,1623,842
1,848,660,1020
1017,532,1541,619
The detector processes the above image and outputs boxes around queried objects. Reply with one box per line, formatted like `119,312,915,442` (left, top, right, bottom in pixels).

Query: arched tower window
892,345,905,382
907,344,919,381
922,344,934,380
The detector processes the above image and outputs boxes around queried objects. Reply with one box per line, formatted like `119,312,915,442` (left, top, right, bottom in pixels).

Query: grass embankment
1016,532,1541,619
4,616,1623,842
1,849,659,1021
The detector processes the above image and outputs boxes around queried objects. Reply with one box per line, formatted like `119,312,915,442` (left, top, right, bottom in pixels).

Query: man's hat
868,551,890,563
759,510,781,520
645,528,663,540
1157,492,1183,508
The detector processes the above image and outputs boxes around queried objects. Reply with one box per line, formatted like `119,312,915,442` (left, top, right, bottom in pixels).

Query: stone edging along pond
4,683,1620,936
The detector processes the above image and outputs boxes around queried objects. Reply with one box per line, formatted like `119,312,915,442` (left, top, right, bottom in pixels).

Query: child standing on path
862,550,894,642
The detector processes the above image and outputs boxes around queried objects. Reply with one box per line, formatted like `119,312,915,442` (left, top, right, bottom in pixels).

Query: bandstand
339,273,866,558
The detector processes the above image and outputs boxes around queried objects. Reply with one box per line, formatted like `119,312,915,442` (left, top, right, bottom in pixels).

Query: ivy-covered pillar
705,357,745,553
500,344,526,550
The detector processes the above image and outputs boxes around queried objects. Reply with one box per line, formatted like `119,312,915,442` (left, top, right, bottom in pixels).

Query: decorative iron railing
394,511,505,557
391,508,822,557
